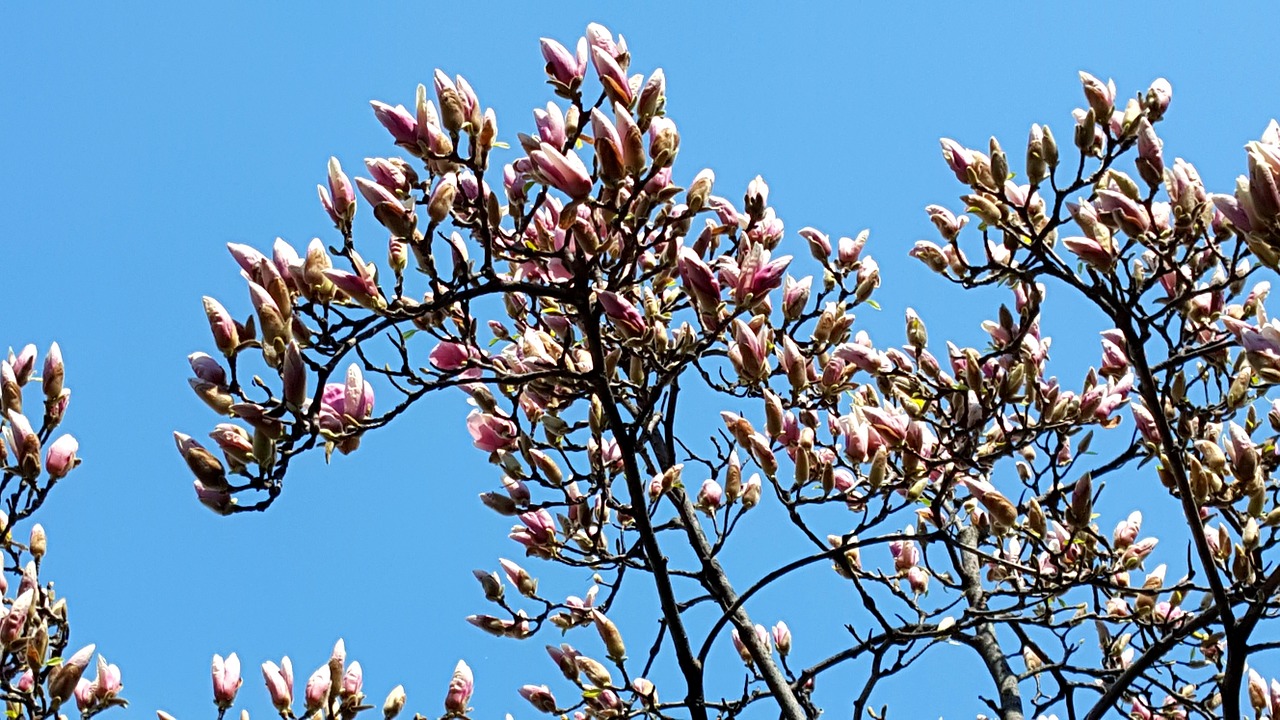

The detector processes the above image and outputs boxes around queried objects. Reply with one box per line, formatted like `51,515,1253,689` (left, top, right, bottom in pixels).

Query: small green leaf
866,299,881,311
401,329,418,340
492,141,510,149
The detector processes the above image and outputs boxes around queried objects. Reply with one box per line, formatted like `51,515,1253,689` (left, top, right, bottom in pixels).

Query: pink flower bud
696,479,724,515
341,661,363,698
93,655,123,700
1249,668,1269,714
45,434,79,480
589,45,632,106
495,558,534,597
7,410,41,477
520,684,558,713
467,410,517,453
42,342,64,402
906,565,930,594
741,473,762,509
429,342,478,372
10,344,36,386
320,157,356,229
529,142,593,199
1112,511,1142,549
540,37,587,88
304,664,331,713
1145,78,1172,120
262,657,294,711
1079,71,1116,118
444,660,474,715
47,642,94,705
370,101,418,147
212,653,242,708
202,296,239,356
1062,235,1117,272
74,678,94,710
798,227,832,262
771,621,792,656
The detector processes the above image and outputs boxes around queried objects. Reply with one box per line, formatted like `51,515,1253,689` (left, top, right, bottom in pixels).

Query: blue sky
3,2,1279,717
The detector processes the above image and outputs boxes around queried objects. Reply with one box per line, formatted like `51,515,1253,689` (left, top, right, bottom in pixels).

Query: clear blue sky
3,2,1278,717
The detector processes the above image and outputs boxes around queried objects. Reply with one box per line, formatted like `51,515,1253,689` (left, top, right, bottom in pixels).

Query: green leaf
866,299,881,311
401,329,418,340
492,141,510,149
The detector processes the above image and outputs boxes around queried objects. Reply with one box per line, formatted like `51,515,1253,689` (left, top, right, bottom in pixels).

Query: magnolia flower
45,434,79,479
530,142,593,199
772,621,792,656
262,657,294,711
467,410,518,453
540,36,587,87
444,660,474,715
695,479,724,515
520,684,558,713
304,664,331,713
212,653,242,708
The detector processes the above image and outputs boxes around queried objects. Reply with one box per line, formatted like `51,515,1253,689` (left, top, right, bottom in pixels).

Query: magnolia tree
6,20,1280,720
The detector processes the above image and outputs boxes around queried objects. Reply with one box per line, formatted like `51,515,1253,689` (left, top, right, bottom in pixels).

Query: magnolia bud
593,611,626,662
28,524,45,560
383,685,407,720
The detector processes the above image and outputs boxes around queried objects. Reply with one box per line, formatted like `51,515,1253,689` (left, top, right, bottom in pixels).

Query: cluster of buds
0,343,115,713
3,344,76,480
1215,121,1280,267
162,640,411,720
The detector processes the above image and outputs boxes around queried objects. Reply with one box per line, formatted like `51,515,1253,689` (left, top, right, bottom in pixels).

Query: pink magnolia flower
530,142,593,199
319,364,375,427
1146,77,1172,119
430,341,482,372
800,227,832,258
319,157,356,228
1078,71,1116,117
939,139,975,184
443,660,474,715
200,297,238,359
889,536,920,573
467,410,517,452
540,36,587,88
589,46,632,105
92,655,123,701
741,473,763,508
304,664,331,713
212,653,242,708
45,434,79,479
520,684,558,713
772,621,792,656
906,566,930,595
677,247,721,310
1095,189,1150,235
1062,235,1117,272
512,509,557,549
262,657,294,711
1099,329,1129,377
696,479,724,515
75,678,95,711
731,243,792,305
597,290,647,337
1112,511,1142,549
730,624,771,665
370,101,418,146
341,661,363,698
10,343,36,384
